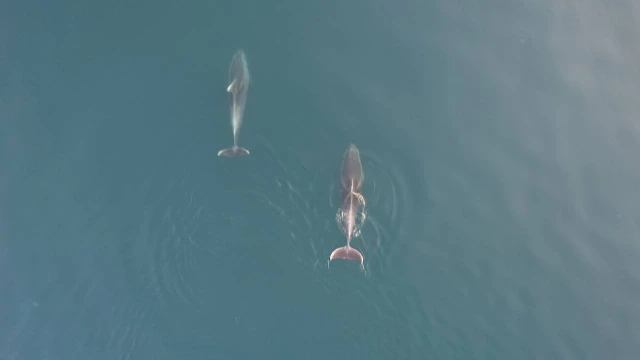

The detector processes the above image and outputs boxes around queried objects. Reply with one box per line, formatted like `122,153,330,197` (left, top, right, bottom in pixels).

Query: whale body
218,49,251,158
329,144,366,269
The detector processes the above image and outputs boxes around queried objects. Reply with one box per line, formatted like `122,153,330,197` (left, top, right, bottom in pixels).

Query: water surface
2,0,640,359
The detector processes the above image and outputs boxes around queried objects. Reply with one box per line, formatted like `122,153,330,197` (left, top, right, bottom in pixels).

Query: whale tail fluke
218,146,250,157
329,246,364,266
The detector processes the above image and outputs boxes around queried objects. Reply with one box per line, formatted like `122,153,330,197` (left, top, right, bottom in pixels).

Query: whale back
340,144,364,192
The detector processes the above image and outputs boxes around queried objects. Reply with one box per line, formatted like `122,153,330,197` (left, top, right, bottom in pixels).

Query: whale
218,49,251,157
329,143,366,269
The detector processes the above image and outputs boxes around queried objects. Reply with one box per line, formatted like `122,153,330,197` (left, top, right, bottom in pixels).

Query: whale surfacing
218,49,251,158
329,143,366,270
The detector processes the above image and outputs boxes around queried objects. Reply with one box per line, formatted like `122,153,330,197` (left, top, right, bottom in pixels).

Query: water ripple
138,170,221,312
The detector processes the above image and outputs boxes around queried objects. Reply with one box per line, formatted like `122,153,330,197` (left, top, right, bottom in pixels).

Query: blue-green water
2,0,640,359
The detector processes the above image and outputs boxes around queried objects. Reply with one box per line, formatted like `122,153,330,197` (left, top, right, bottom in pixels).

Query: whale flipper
218,146,250,157
227,79,236,93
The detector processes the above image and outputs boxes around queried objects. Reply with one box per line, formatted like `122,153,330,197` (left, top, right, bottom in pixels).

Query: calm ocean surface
2,0,640,359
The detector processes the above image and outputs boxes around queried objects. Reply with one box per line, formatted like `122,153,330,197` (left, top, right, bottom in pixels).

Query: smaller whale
218,49,251,157
329,143,366,270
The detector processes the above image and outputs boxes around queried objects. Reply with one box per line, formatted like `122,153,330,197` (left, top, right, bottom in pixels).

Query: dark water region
2,0,640,359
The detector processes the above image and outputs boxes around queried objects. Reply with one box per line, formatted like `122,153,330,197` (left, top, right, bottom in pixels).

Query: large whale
329,143,366,269
218,49,251,157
